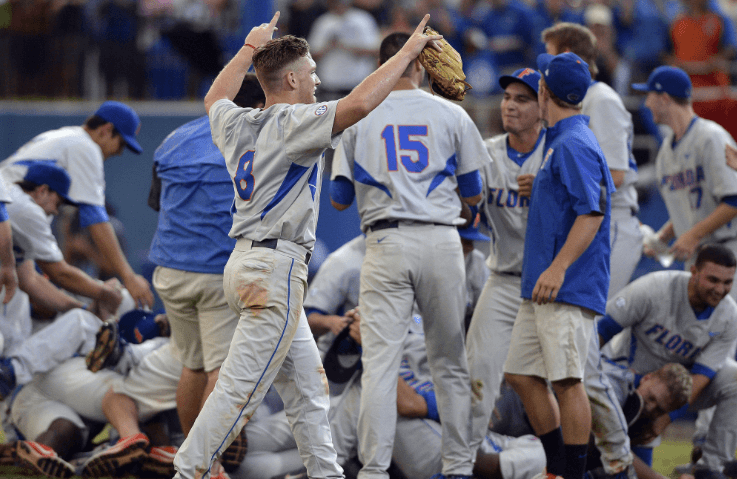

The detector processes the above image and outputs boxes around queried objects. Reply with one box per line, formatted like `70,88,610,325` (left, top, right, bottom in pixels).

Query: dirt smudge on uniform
471,379,484,401
237,281,268,315
318,367,329,396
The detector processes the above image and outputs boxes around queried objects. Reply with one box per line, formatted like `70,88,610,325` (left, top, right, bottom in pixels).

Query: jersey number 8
235,150,255,201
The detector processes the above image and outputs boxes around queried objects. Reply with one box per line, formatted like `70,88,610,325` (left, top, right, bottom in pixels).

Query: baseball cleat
16,441,75,479
141,445,177,478
85,319,122,372
0,357,16,400
80,433,149,477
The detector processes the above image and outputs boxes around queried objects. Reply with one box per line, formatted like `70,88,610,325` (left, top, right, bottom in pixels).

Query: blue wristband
418,389,440,422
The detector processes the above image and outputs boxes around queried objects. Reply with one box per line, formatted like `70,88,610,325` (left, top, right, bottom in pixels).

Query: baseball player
459,222,491,329
594,244,737,476
330,30,489,479
633,66,737,297
304,234,365,359
148,73,265,442
0,101,153,309
503,52,613,479
542,23,643,299
174,13,444,479
466,67,545,456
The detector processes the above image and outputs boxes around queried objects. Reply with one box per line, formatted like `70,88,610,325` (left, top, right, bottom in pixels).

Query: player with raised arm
633,66,737,298
173,12,444,479
0,102,153,308
467,67,545,456
331,31,489,479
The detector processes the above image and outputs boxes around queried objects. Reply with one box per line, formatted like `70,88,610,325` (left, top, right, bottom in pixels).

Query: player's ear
286,70,297,90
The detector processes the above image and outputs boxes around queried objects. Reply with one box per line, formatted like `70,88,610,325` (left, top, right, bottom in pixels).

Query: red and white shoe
16,441,75,479
141,445,177,478
81,433,149,477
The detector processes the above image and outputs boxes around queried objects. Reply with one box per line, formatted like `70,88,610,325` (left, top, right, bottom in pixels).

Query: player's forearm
657,221,675,243
685,202,737,242
610,169,626,188
306,312,346,337
396,378,428,418
17,261,83,312
689,373,710,404
0,220,14,270
550,214,605,272
37,260,106,302
333,51,418,134
204,45,255,114
87,221,136,282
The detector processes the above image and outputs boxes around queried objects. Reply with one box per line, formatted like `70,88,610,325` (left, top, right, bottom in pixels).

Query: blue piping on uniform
206,258,296,478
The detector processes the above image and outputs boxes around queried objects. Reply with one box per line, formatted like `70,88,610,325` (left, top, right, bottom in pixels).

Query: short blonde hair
653,363,692,411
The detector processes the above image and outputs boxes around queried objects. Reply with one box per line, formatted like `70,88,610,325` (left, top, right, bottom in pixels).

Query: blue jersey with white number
656,116,737,243
209,99,342,250
521,115,613,314
148,116,235,274
331,89,489,231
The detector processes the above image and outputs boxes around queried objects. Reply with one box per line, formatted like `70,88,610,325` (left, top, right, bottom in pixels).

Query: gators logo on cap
517,68,536,78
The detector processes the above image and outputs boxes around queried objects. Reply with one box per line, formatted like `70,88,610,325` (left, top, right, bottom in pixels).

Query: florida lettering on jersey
643,323,702,359
660,166,705,191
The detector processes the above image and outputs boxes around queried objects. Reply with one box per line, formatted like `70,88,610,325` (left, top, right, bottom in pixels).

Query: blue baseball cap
93,101,143,154
631,66,692,98
537,52,591,104
458,222,490,242
499,67,541,96
118,309,160,344
23,162,77,205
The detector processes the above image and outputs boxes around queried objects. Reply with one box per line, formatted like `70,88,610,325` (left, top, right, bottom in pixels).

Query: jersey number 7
235,150,255,201
382,125,429,173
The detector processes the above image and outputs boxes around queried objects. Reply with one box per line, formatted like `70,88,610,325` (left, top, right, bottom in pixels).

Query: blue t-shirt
148,116,236,274
520,115,613,314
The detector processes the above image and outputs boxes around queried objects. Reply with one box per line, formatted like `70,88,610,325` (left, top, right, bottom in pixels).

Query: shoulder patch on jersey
315,105,328,116
615,296,626,309
541,148,554,169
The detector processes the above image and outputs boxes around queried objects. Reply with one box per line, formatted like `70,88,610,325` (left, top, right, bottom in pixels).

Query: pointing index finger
268,11,280,30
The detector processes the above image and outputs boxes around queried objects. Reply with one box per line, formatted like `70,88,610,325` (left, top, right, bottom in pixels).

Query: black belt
252,239,312,265
367,220,448,232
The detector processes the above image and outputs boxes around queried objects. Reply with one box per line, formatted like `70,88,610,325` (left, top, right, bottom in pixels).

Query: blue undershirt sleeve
417,389,440,422
632,446,653,467
691,363,716,380
78,204,110,228
330,176,355,206
721,195,737,208
457,170,482,198
668,403,691,422
0,203,8,222
597,315,624,345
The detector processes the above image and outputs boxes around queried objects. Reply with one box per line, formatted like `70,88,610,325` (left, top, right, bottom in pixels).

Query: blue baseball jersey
209,99,342,250
521,115,614,314
148,116,236,274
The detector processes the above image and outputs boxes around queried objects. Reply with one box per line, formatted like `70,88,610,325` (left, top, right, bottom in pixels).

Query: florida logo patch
541,148,554,169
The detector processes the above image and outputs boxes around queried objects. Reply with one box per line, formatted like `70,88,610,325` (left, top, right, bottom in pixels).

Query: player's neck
670,107,696,142
688,280,707,312
508,126,541,153
546,105,578,128
393,76,419,91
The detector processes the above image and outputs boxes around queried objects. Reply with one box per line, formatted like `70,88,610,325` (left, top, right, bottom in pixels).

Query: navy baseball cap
537,52,591,104
631,66,692,98
93,101,143,154
23,162,77,205
118,309,160,344
499,67,541,96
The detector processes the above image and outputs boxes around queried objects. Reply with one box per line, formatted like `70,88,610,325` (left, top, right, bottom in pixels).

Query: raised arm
331,14,442,135
204,12,280,114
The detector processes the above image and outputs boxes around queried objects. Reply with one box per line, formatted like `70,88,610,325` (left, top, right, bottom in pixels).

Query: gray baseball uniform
601,271,737,470
467,131,545,453
331,88,489,478
582,81,642,298
174,98,344,479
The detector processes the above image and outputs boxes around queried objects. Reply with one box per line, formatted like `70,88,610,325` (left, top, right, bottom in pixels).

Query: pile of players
2,10,737,479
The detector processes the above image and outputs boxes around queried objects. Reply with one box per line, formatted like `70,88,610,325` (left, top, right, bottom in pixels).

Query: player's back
333,89,488,231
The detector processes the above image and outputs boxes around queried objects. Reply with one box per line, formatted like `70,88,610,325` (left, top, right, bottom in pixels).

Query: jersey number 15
382,125,429,173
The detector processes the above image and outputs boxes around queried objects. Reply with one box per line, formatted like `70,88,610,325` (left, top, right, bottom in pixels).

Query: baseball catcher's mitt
419,27,471,101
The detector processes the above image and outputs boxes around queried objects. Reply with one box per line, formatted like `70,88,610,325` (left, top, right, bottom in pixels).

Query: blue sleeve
0,203,7,222
721,195,737,208
417,389,440,422
457,170,482,198
556,143,608,216
719,12,737,49
691,362,717,380
669,403,691,421
632,446,653,466
304,308,329,318
78,204,110,227
597,315,624,345
330,176,355,206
